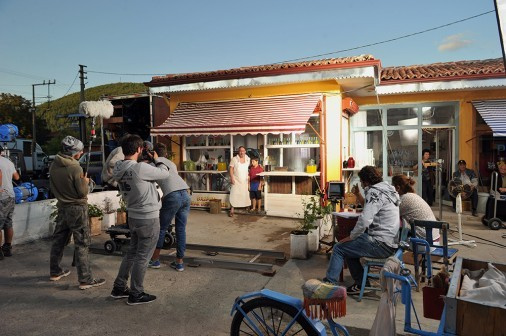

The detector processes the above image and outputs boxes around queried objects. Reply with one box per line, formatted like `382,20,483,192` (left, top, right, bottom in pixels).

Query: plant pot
308,227,320,252
102,212,116,229
116,211,127,225
290,230,308,259
89,217,102,236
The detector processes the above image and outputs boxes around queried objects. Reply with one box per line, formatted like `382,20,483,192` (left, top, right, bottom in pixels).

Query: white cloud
438,34,473,52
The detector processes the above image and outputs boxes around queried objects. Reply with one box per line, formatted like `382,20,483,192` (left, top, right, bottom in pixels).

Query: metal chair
357,223,410,302
410,219,458,288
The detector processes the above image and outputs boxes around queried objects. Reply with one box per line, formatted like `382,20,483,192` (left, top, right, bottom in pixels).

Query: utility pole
79,64,87,143
32,80,55,176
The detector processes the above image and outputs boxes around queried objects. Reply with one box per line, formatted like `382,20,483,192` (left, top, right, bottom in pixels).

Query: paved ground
0,206,505,336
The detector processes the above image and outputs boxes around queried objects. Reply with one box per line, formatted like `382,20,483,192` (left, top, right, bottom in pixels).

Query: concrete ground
0,206,505,336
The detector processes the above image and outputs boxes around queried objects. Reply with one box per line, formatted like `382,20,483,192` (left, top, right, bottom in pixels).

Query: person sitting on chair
323,166,400,295
452,160,478,217
491,160,506,196
391,174,440,243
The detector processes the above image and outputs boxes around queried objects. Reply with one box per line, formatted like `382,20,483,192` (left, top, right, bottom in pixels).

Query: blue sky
0,0,502,103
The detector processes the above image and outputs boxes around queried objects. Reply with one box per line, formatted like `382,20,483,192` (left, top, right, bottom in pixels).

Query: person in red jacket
248,157,264,213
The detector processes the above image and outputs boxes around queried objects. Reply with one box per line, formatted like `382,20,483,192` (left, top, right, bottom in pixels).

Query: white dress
229,155,251,208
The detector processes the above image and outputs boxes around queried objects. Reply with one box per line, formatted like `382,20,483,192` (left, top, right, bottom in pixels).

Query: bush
88,203,103,219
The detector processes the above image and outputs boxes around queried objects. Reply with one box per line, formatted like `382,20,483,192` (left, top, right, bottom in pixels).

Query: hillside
38,82,147,131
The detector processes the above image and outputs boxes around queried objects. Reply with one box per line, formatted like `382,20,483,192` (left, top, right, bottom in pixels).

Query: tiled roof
146,55,379,86
381,58,505,83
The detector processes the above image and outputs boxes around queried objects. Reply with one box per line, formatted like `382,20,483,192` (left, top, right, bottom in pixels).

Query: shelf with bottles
185,135,232,149
265,133,320,148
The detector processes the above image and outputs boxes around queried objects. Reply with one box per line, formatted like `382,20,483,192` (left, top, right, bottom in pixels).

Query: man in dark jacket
49,136,105,289
452,159,478,216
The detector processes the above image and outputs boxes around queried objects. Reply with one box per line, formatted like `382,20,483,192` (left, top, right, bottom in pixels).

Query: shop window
386,130,418,176
351,109,382,128
353,130,383,169
421,105,455,125
387,108,417,126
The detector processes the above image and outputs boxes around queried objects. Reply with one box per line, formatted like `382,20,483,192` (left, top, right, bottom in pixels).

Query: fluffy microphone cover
79,101,114,118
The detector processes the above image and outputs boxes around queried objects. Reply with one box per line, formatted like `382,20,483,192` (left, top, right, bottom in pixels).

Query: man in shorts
0,149,20,259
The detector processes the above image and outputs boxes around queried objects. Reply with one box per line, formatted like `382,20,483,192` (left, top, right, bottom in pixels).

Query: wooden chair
410,219,458,288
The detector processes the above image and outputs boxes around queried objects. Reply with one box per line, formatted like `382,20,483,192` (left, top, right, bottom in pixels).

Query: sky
0,0,502,104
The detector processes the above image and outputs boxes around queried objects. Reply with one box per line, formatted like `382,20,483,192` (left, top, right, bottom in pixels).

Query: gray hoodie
113,159,170,219
350,181,400,248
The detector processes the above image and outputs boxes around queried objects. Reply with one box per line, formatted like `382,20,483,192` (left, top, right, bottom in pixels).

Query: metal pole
32,84,36,175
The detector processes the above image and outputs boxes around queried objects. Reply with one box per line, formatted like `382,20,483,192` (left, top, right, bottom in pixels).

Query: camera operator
110,135,170,305
0,148,20,259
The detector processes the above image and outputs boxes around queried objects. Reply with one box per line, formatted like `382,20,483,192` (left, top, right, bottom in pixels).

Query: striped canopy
151,94,321,137
472,100,506,137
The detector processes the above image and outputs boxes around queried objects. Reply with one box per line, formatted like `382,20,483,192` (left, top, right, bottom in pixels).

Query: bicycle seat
302,279,347,319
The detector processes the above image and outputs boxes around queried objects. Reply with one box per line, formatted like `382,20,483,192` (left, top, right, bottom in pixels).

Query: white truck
3,138,48,176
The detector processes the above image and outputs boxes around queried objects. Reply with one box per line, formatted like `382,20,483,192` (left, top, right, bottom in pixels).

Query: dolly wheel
163,233,175,249
488,218,502,230
104,240,117,254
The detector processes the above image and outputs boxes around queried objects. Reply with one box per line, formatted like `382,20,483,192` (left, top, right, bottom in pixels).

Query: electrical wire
275,10,495,64
87,70,166,76
61,72,79,98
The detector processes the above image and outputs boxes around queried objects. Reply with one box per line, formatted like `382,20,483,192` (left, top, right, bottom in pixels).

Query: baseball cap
457,159,466,165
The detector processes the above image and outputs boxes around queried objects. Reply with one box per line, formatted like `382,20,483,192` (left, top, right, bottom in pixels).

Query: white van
3,139,47,174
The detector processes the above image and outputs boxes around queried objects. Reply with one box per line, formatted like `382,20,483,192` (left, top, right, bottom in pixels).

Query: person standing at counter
228,146,250,217
248,157,264,214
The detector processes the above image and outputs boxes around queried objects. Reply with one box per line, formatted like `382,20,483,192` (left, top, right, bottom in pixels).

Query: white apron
229,155,251,207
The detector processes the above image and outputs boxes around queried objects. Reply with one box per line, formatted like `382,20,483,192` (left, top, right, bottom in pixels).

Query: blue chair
357,223,410,302
410,220,458,288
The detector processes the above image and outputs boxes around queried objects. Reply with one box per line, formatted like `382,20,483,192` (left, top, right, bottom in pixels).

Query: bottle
343,160,348,169
347,156,355,169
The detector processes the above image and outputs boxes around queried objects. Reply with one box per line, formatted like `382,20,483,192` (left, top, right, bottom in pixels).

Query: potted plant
290,196,318,259
88,203,103,236
116,196,127,225
102,197,116,229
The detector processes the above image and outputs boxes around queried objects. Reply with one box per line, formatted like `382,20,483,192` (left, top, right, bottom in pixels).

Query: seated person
452,160,478,217
391,174,440,243
485,160,506,220
323,166,400,295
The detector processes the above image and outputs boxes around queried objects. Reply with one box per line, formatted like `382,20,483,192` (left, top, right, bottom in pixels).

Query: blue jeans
325,233,395,285
158,190,191,259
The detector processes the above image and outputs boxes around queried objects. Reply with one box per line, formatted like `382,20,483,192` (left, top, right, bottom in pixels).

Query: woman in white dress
229,146,250,216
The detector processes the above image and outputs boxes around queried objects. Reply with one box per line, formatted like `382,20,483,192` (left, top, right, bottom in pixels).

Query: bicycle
230,238,452,336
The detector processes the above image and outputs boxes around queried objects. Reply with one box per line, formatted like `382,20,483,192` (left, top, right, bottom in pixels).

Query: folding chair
410,219,458,288
357,223,410,302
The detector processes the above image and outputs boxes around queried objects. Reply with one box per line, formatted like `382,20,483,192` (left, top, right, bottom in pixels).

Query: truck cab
3,139,48,176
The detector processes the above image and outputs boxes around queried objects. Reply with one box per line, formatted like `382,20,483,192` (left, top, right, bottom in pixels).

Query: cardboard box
445,257,506,336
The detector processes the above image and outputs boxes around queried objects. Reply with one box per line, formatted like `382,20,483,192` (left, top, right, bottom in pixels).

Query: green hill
38,82,147,131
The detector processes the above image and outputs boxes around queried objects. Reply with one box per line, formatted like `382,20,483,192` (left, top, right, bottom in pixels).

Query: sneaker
79,278,106,290
472,210,478,217
110,286,130,299
127,292,157,305
346,283,372,295
50,269,71,281
148,260,161,269
0,249,4,260
170,261,184,272
2,245,12,257
322,277,338,285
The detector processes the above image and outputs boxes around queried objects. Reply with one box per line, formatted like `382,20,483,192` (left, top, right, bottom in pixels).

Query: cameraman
110,135,170,305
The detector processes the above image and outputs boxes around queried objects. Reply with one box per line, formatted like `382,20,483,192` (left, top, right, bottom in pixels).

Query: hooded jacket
49,152,89,206
101,147,124,187
113,159,170,219
350,181,400,248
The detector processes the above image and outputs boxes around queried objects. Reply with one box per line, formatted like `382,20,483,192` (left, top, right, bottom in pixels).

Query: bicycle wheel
230,297,318,336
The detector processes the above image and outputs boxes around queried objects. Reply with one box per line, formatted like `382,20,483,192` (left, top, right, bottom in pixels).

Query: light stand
448,193,476,247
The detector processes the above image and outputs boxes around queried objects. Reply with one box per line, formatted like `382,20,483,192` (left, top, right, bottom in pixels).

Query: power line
87,70,165,76
61,71,80,98
275,10,495,63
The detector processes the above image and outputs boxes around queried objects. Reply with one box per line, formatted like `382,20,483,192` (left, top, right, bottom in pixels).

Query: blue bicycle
230,239,451,336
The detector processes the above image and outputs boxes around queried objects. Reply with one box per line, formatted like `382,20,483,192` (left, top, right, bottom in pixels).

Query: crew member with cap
49,136,105,289
0,147,20,259
452,159,478,216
